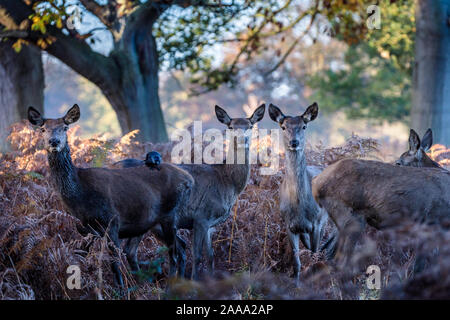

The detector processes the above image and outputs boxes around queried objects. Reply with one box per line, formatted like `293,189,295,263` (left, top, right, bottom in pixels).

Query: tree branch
78,0,124,40
264,5,319,75
0,30,28,38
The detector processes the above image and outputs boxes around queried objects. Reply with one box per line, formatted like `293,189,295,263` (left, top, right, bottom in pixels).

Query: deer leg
123,235,143,272
191,223,207,280
205,228,215,276
175,235,187,278
152,224,187,278
335,213,365,272
321,228,339,261
151,224,178,277
313,209,328,253
161,224,178,278
106,221,124,288
287,230,301,286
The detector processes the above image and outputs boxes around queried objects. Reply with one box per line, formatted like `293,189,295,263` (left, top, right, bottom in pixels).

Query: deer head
215,104,265,148
395,128,434,167
269,102,318,152
28,104,80,153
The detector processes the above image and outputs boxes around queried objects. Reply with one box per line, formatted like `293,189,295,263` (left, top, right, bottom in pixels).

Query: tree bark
0,41,44,152
107,7,168,142
0,0,169,143
411,0,450,145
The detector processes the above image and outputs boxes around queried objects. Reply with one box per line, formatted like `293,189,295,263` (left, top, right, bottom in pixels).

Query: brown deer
312,158,450,266
113,105,265,279
268,102,328,284
395,128,444,169
175,104,265,279
27,105,194,286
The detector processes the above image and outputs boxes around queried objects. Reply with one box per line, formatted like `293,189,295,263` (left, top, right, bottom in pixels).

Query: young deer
268,102,328,284
312,158,450,267
27,105,194,286
395,129,444,169
177,104,265,279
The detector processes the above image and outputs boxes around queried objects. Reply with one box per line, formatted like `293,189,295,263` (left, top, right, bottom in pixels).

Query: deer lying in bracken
27,105,194,286
312,158,450,266
268,102,328,284
396,128,446,170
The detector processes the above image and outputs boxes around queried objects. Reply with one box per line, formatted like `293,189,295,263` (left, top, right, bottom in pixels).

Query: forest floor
1,121,449,300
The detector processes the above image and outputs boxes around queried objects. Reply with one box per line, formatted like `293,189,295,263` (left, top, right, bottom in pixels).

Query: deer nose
49,138,60,147
395,161,402,166
290,140,299,148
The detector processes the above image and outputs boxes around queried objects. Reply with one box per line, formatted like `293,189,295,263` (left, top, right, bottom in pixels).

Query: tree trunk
0,1,168,143
97,10,168,143
411,0,450,145
107,30,168,143
0,41,44,152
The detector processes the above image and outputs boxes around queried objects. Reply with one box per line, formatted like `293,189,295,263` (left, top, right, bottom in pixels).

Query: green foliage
9,0,381,93
132,246,168,284
306,0,415,122
91,141,114,167
154,1,251,91
155,0,368,92
25,171,45,180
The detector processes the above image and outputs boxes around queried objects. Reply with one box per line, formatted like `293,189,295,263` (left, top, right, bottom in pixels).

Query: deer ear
215,105,232,126
421,128,433,151
28,106,44,126
302,102,318,123
63,104,81,125
408,129,421,152
249,104,265,124
268,103,285,124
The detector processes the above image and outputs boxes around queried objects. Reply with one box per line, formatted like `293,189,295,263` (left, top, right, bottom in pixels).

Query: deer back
313,159,450,228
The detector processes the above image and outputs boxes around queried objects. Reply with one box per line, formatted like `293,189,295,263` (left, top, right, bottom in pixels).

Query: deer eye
40,128,46,133
302,125,306,130
281,126,286,130
64,126,69,131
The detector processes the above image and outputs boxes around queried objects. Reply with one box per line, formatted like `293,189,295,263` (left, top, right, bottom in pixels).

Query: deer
175,104,266,279
113,105,265,280
312,158,450,268
27,104,194,287
395,128,445,170
268,102,328,284
316,128,447,265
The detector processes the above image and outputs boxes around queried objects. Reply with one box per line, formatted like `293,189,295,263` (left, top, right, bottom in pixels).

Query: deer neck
284,148,309,191
223,137,251,194
422,155,442,169
47,143,81,204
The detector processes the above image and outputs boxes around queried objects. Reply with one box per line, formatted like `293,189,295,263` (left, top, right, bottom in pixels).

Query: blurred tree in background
411,0,450,145
0,40,44,151
2,0,447,144
0,0,374,142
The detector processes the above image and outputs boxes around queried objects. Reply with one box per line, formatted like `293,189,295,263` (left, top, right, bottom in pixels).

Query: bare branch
0,0,119,93
264,6,319,75
79,0,110,25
